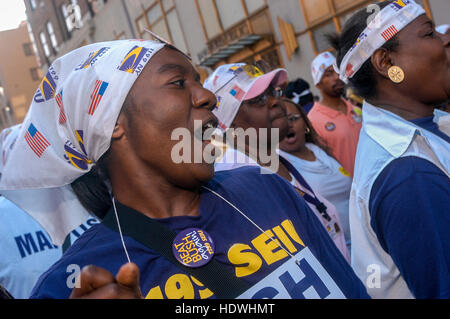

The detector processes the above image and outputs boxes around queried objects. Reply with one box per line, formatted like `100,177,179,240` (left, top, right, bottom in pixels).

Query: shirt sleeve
369,156,450,299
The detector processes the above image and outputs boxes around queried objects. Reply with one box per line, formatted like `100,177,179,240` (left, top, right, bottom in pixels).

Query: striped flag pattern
88,80,109,115
230,85,246,101
55,90,67,124
24,123,50,158
381,25,398,41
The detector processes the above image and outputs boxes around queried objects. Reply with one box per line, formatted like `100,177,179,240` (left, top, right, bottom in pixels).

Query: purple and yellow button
172,228,215,268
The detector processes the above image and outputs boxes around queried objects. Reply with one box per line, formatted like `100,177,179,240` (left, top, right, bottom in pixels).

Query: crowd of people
0,0,448,299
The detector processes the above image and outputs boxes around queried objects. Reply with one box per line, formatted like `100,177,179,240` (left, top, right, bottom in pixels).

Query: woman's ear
111,123,125,140
111,114,127,140
371,48,394,79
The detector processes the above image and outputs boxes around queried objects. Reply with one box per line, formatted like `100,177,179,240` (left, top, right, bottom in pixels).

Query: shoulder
307,143,332,162
209,167,308,211
372,156,448,195
369,156,450,221
0,197,48,242
353,129,391,188
0,197,27,217
307,103,326,120
211,166,293,194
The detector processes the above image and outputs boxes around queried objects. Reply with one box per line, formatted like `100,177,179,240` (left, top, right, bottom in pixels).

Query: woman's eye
171,79,185,87
425,29,434,37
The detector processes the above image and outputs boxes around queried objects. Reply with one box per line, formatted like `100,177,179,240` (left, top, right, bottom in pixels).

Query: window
135,1,188,54
23,43,34,56
62,0,83,33
245,0,265,14
46,21,58,53
161,0,174,11
88,0,106,15
136,16,151,39
166,10,187,53
312,21,337,53
195,0,268,41
26,23,41,66
39,31,50,58
196,0,222,39
194,1,281,71
215,0,246,30
30,68,41,81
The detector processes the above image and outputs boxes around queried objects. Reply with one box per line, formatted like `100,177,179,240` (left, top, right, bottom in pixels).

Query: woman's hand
70,262,143,299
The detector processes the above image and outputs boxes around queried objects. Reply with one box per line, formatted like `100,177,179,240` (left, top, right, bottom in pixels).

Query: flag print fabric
0,40,166,245
339,0,425,83
24,123,50,158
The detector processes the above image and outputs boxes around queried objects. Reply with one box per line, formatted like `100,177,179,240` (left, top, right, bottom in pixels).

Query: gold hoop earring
388,66,405,84
305,127,311,135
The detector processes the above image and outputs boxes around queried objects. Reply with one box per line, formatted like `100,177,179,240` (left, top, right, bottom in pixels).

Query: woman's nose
192,86,217,111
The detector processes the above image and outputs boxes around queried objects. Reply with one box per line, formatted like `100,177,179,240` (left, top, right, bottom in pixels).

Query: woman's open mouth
285,129,297,144
200,118,219,144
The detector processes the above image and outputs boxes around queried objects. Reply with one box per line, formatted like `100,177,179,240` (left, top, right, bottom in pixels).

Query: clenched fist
70,262,143,299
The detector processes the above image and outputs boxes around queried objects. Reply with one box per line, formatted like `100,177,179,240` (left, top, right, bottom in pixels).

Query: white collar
362,101,425,158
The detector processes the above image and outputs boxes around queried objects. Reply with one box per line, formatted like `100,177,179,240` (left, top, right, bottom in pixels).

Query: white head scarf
0,40,166,245
436,24,450,34
0,124,21,175
311,52,336,85
339,0,425,84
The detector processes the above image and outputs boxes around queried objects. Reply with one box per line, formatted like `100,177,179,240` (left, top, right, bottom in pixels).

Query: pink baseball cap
203,63,288,130
244,68,288,100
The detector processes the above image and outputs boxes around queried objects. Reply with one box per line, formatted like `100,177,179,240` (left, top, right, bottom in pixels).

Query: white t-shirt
278,144,352,249
0,197,98,298
215,147,350,262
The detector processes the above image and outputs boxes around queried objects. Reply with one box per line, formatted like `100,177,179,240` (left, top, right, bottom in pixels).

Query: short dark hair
71,151,111,220
327,1,400,99
284,78,314,107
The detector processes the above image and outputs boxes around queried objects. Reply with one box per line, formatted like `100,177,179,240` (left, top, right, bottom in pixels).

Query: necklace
201,186,302,267
111,187,303,268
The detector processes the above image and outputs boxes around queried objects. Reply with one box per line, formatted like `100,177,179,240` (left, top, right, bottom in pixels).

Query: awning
199,34,262,67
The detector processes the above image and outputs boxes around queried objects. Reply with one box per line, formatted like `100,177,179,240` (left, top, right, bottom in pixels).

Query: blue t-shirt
30,167,368,299
410,116,450,143
369,153,450,298
0,197,98,299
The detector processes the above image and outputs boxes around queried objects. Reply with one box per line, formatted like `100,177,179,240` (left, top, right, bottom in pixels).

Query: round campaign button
172,228,215,268
325,122,336,131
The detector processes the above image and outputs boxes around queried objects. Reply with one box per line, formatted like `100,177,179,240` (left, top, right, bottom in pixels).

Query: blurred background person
345,87,364,108
0,125,98,298
278,98,352,251
284,78,315,114
205,63,350,261
308,52,362,177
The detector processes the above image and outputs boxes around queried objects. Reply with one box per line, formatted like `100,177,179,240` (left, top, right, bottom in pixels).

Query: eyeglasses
287,114,301,123
245,86,283,107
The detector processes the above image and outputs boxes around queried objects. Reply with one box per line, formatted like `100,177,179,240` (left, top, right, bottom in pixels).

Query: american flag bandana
339,0,425,84
0,40,165,245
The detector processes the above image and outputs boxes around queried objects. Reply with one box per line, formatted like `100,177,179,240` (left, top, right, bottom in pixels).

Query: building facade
24,0,136,72
26,0,450,94
0,22,42,128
